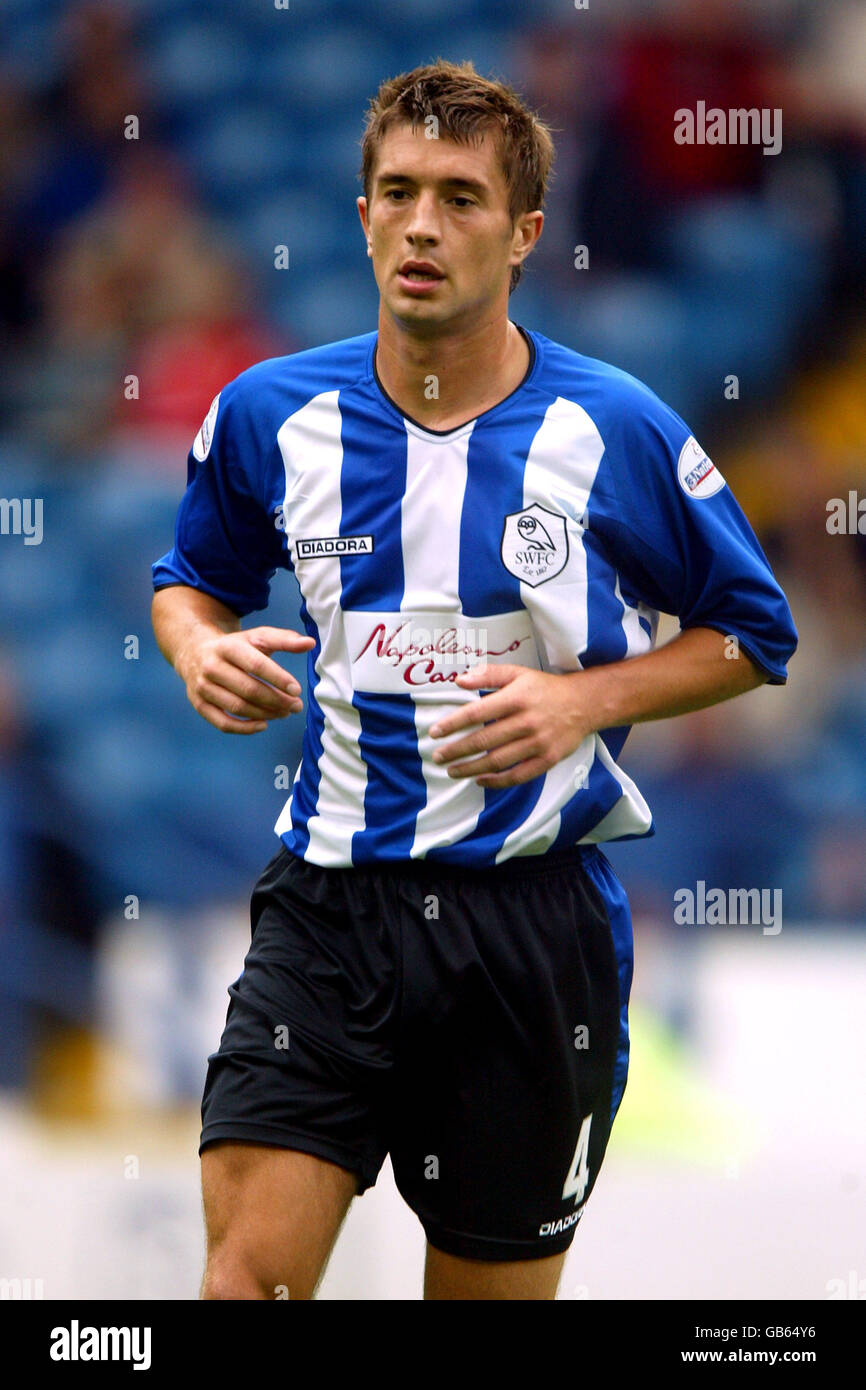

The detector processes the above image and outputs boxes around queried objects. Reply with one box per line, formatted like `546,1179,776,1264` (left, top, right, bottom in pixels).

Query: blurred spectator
1,1,286,460
0,4,153,345
6,148,286,458
576,0,783,270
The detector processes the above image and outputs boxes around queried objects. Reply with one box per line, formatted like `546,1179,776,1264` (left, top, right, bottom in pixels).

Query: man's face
358,122,540,334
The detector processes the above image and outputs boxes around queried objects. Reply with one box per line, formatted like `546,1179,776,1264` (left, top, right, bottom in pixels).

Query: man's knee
199,1140,358,1300
202,1247,271,1301
201,1239,305,1300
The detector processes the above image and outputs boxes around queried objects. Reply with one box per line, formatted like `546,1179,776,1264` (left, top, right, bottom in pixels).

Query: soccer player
151,60,797,1301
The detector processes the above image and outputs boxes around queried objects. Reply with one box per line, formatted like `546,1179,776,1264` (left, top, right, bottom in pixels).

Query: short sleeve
152,382,285,617
586,386,798,683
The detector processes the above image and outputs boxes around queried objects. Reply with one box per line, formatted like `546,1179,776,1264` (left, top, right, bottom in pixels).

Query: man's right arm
151,585,314,735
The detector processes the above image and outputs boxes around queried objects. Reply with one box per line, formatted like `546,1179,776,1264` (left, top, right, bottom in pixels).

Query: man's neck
374,314,530,432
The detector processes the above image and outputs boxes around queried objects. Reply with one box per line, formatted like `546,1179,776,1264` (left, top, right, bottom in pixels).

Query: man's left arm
432,390,799,788
430,625,767,788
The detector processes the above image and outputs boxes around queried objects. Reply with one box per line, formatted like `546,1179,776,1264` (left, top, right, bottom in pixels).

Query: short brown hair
359,58,555,293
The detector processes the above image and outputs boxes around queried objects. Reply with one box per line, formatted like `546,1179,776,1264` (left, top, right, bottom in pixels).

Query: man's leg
389,850,627,1300
423,1244,567,1300
201,1140,359,1300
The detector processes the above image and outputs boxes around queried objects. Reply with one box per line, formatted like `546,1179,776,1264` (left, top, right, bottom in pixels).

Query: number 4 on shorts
562,1113,593,1205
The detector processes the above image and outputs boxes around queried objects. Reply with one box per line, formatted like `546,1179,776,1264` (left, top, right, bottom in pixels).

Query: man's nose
404,190,440,241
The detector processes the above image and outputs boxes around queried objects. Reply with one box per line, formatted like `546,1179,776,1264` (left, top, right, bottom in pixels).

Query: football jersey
152,326,798,867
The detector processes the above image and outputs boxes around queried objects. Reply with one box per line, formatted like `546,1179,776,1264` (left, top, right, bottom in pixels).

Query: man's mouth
398,262,444,282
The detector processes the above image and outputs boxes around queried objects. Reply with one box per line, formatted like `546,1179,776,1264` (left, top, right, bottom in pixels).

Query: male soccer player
151,60,797,1300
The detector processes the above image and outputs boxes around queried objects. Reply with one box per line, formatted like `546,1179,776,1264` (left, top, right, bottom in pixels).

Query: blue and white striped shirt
153,327,797,867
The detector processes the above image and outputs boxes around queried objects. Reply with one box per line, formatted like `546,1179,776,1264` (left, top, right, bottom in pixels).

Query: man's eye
452,196,474,207
385,189,408,200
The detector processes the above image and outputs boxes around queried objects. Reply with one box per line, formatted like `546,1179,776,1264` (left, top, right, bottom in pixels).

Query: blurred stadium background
0,0,864,1299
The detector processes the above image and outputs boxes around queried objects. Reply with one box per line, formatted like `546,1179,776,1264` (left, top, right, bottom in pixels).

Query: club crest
500,504,569,586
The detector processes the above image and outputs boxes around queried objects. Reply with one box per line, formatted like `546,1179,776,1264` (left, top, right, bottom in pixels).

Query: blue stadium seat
259,27,399,111
269,269,380,348
179,103,308,198
0,7,63,92
397,26,521,81
231,192,352,271
142,18,257,107
562,273,700,421
664,197,827,325
0,482,94,635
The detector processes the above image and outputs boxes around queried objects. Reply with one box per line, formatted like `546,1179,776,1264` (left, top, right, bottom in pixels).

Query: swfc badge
192,394,220,462
500,503,569,587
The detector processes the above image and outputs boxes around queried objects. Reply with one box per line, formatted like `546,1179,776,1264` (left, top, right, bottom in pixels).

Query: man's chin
385,295,453,332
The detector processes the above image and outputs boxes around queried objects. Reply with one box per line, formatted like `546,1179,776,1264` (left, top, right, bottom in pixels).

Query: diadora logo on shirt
500,504,569,586
295,534,375,558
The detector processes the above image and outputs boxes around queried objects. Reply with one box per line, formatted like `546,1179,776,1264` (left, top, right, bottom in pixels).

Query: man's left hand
428,664,591,788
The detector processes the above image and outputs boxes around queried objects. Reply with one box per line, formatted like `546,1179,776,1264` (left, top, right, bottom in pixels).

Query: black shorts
200,842,634,1262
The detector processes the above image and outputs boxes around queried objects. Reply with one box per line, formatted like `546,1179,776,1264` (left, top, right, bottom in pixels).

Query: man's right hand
176,624,315,735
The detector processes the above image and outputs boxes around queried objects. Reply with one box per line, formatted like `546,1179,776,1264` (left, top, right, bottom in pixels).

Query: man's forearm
151,586,312,734
571,625,768,734
151,585,242,678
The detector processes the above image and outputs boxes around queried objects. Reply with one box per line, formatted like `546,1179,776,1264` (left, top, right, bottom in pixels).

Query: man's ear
357,196,374,256
513,209,544,264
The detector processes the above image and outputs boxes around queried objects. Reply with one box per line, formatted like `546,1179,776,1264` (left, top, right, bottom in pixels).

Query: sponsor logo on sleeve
192,393,220,462
677,436,726,499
